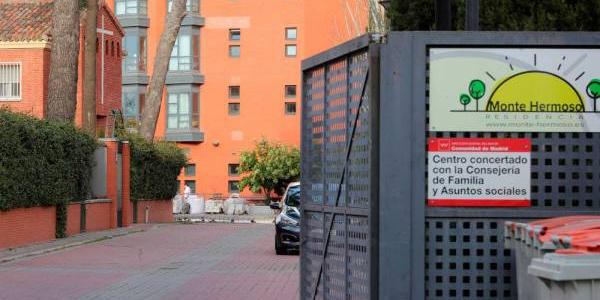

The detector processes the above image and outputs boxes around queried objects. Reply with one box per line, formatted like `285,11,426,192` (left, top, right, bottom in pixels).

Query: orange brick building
0,0,124,132
107,0,370,198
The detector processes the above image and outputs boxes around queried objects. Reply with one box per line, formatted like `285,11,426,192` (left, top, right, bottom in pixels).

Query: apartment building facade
110,0,369,198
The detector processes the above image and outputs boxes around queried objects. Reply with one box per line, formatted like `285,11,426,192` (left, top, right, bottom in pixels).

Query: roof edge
0,40,51,49
100,0,125,37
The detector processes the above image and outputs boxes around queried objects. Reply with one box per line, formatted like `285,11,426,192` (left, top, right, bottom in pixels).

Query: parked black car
270,182,300,255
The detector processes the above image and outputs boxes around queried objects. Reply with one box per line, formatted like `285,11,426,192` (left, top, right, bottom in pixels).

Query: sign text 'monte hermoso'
429,48,600,132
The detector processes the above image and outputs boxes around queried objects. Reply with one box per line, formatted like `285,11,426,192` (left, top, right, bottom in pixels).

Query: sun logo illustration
456,55,600,113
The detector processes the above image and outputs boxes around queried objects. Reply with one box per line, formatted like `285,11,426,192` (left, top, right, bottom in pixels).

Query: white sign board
428,138,531,207
429,48,600,132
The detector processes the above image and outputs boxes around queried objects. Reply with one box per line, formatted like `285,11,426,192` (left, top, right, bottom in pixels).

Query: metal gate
302,32,600,300
301,36,380,300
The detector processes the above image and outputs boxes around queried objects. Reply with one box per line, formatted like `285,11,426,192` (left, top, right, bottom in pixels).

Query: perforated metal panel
301,38,374,300
423,131,600,299
425,219,516,299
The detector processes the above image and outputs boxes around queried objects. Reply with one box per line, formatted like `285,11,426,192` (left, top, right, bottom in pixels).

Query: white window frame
115,0,147,16
285,44,297,57
169,34,194,71
229,45,241,58
0,62,22,101
285,27,297,40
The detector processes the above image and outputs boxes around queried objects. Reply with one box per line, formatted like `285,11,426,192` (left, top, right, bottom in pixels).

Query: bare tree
367,0,388,33
83,0,98,134
47,0,81,122
341,0,388,39
139,0,187,140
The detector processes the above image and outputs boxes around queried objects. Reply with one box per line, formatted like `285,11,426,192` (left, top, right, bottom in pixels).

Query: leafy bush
122,133,187,201
238,139,300,202
0,109,97,211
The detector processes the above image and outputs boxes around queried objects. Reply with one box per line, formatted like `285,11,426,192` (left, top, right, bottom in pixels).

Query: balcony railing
169,56,200,72
167,112,200,131
123,57,146,73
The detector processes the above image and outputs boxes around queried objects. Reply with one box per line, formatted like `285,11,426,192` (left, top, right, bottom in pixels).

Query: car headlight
277,213,299,226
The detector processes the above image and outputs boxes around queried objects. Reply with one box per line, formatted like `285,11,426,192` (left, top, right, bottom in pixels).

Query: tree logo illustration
468,79,486,111
587,79,600,112
459,94,471,111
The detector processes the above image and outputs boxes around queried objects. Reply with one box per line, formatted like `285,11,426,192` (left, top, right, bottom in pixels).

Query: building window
122,88,145,119
228,180,240,193
168,0,199,12
285,27,297,40
229,45,240,57
184,164,196,176
170,33,199,71
167,91,200,130
229,29,241,41
115,0,147,16
285,85,296,98
228,86,240,98
228,103,240,116
123,34,147,72
285,44,297,57
0,63,21,100
184,180,196,194
285,102,297,115
228,164,240,176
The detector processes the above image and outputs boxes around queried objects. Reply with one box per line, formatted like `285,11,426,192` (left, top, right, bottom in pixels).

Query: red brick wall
121,142,132,227
0,206,56,250
96,7,123,118
75,5,123,131
0,47,50,118
66,203,81,236
85,202,111,232
105,140,118,228
136,200,173,224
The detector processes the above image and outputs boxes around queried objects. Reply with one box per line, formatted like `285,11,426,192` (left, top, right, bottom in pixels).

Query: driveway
0,224,299,300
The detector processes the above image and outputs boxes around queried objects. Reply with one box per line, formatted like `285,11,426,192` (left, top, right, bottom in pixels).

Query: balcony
164,130,204,143
115,0,149,27
122,56,149,85
167,55,204,85
165,105,203,142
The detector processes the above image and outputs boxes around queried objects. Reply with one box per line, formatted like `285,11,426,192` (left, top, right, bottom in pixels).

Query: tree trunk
47,0,81,122
139,0,187,141
264,189,272,205
83,0,98,134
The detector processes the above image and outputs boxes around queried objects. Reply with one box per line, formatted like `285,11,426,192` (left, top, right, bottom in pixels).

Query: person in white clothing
181,184,191,215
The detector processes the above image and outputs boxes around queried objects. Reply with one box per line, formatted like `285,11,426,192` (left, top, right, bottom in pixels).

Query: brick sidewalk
0,223,299,300
0,224,155,264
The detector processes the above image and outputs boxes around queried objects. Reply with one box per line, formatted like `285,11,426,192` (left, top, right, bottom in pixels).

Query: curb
0,227,149,265
183,218,274,225
175,213,275,225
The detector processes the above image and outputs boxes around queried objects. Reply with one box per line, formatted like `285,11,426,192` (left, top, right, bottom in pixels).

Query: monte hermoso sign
427,138,531,207
429,48,600,132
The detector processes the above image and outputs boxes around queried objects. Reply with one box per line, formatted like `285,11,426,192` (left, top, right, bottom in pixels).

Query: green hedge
0,109,97,212
122,133,186,201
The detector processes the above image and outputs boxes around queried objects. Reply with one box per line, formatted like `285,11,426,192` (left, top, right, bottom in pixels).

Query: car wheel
275,233,286,255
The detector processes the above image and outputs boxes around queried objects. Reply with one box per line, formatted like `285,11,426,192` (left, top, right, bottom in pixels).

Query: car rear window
285,186,300,207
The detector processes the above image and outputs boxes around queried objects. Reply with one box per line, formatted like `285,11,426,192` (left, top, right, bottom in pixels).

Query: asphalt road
0,223,299,300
